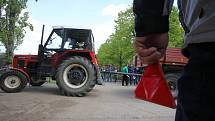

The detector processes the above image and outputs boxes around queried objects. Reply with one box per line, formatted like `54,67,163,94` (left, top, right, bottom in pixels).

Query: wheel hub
168,81,176,90
68,70,85,85
11,80,16,84
63,64,88,89
4,76,21,89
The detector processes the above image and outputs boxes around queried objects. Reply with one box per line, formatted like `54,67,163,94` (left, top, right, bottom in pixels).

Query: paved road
0,83,176,121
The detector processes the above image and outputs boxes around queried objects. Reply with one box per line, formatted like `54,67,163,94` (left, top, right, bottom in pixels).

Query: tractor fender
0,68,11,77
0,68,31,82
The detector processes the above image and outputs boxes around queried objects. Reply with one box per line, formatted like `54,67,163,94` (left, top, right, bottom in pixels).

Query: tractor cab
36,26,98,78
38,27,95,62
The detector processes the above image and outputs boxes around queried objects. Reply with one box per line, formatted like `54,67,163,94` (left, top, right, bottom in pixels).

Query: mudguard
0,67,31,82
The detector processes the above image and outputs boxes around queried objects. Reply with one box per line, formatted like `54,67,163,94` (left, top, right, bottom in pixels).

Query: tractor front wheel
56,56,96,96
0,70,27,93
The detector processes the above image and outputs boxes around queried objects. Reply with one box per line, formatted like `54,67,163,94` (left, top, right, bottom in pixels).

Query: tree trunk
0,6,2,29
119,50,122,70
0,6,2,20
5,38,14,64
4,5,16,64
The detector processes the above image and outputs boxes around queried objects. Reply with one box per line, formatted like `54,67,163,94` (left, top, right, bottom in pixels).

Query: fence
100,71,143,85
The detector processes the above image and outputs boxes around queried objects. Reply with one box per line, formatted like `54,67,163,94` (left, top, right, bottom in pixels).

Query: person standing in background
133,67,138,85
128,64,134,85
122,65,129,86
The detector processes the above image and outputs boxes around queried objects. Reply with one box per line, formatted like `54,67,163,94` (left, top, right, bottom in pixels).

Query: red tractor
0,25,101,96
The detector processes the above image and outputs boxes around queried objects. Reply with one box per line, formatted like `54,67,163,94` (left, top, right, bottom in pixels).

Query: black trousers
175,43,215,121
122,74,129,86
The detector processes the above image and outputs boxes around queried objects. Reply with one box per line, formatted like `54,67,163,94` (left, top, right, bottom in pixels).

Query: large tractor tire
165,73,181,99
0,70,27,93
56,56,96,97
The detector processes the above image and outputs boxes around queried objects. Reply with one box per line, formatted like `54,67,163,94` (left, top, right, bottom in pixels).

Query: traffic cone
135,63,176,109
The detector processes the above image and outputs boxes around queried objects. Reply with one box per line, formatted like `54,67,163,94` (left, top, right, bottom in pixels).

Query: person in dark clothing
122,65,129,86
67,38,77,49
133,0,215,121
133,67,139,85
106,65,113,82
127,65,133,85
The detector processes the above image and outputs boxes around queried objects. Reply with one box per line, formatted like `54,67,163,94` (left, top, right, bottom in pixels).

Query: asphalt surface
0,82,176,121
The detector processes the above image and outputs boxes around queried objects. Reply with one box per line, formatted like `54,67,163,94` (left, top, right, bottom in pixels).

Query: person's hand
134,33,168,64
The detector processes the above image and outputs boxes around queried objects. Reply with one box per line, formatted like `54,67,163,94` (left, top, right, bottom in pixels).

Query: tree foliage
97,7,135,69
169,7,184,48
0,0,34,62
97,6,184,68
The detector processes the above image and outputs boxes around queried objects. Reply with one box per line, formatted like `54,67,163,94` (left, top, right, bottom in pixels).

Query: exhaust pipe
40,25,45,45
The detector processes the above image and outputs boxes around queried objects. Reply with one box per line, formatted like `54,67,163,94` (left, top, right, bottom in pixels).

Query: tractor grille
17,60,25,68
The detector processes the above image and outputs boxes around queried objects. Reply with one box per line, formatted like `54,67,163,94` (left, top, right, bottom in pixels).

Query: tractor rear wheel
165,73,181,99
56,56,96,96
0,70,27,93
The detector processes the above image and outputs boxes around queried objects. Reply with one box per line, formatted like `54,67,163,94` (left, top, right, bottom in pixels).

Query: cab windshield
63,29,94,51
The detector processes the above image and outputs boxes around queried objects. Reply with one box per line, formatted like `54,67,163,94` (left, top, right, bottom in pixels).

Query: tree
97,6,184,69
169,7,184,48
97,6,135,69
97,42,111,65
0,0,34,63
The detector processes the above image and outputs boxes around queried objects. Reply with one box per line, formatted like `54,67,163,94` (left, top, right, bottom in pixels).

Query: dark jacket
133,0,215,49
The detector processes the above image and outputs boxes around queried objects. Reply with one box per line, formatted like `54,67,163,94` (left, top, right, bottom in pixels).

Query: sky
10,0,133,54
0,0,177,54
